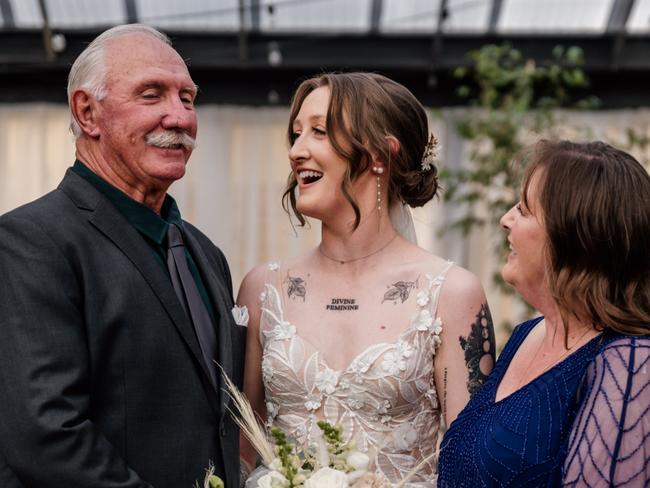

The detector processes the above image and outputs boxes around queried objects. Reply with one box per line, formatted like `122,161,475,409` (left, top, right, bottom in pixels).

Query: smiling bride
237,72,495,486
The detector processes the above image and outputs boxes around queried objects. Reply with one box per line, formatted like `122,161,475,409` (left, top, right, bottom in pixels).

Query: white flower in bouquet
257,470,290,488
268,458,283,472
312,430,331,468
304,467,349,488
347,451,370,471
346,450,371,483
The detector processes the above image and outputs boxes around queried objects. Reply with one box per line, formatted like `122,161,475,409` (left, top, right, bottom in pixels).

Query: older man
0,25,245,487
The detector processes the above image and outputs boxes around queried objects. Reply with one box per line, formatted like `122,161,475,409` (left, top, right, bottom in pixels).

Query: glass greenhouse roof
0,0,648,33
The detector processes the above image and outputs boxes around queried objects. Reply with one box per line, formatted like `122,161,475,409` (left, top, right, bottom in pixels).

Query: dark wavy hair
520,140,650,336
283,72,439,229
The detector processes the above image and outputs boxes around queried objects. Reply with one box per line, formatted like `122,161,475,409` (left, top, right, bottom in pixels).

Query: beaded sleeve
563,336,650,487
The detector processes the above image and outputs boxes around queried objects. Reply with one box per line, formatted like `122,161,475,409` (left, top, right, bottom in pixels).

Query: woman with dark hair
237,72,496,485
438,140,650,487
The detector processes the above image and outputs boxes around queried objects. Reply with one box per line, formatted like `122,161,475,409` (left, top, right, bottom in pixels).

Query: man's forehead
104,34,192,83
105,33,187,68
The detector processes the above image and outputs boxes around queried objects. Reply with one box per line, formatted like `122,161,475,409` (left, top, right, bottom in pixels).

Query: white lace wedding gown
257,261,453,486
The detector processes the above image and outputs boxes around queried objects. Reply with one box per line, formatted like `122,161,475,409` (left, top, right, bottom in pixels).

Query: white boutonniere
231,305,249,327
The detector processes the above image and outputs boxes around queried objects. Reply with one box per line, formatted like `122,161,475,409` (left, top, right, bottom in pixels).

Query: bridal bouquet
207,373,434,488
246,421,391,488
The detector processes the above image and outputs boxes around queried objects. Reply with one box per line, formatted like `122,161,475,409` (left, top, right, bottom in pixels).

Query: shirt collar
72,160,182,245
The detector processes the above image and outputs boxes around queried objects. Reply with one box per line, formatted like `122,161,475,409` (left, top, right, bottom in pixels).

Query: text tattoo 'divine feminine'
283,273,360,311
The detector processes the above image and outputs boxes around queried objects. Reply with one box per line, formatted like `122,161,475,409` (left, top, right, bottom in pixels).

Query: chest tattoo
326,298,359,311
284,273,307,301
381,277,419,304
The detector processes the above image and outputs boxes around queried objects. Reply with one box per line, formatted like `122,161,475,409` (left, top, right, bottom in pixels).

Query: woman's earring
372,166,384,227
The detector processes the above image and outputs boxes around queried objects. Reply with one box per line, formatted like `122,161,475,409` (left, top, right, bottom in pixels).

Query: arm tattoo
458,303,496,396
382,276,419,304
443,367,448,420
284,273,307,301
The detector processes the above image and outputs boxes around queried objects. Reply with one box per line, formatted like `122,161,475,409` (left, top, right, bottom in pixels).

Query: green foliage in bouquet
206,474,224,488
270,427,302,484
317,421,345,455
266,422,369,487
217,370,432,487
197,462,224,488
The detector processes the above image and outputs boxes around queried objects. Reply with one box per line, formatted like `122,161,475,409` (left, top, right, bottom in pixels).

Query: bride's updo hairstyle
283,72,439,229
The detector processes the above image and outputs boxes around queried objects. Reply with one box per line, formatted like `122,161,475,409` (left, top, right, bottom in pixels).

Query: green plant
445,44,598,234
442,43,599,333
445,44,597,274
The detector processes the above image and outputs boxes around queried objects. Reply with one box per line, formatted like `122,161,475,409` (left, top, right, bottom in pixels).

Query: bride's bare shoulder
237,264,268,306
396,242,450,274
441,265,485,300
238,252,318,299
398,244,485,302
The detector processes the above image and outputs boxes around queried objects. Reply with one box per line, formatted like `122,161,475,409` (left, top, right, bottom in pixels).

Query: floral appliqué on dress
258,263,453,487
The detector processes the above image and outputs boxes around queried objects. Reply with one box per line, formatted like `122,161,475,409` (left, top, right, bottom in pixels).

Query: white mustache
145,130,196,151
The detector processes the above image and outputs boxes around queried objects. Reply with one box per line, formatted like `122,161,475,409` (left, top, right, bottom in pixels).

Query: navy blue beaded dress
438,317,650,487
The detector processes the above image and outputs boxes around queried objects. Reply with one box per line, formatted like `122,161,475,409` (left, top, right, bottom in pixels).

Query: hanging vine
443,43,599,292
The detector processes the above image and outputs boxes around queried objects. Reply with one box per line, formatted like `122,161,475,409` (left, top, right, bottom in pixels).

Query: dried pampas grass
220,369,275,466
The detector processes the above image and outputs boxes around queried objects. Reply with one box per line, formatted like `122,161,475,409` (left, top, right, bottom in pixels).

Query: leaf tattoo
285,274,307,301
459,303,496,396
382,277,419,304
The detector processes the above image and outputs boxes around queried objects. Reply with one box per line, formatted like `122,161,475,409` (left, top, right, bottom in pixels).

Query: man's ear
70,89,101,138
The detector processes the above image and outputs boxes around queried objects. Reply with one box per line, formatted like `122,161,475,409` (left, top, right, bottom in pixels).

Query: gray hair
67,24,171,137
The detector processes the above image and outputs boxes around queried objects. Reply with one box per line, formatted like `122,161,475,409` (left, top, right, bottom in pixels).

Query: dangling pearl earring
372,166,384,230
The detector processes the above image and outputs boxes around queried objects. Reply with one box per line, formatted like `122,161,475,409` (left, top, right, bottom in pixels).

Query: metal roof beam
36,0,55,62
0,0,15,28
607,0,635,32
5,31,650,70
488,0,504,33
369,0,383,33
238,0,248,60
3,31,650,107
251,0,261,32
124,0,138,23
608,0,635,69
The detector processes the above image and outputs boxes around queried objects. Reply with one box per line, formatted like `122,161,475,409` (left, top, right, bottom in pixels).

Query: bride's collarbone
280,265,432,300
280,279,428,339
283,280,425,309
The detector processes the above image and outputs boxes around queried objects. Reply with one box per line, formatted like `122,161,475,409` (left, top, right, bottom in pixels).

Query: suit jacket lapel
58,171,222,414
182,230,234,417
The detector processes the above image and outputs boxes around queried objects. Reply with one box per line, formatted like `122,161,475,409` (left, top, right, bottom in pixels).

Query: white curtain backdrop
2,103,649,346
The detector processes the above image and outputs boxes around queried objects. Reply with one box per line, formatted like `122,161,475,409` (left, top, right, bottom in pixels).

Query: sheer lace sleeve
563,336,650,487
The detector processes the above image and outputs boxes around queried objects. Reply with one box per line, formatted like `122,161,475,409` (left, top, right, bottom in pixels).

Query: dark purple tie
166,224,218,388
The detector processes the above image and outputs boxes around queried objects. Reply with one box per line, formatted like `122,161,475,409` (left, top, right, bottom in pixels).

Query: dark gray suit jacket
0,169,246,487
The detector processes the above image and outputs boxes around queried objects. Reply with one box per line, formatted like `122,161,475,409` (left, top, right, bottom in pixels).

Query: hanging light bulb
268,41,282,67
